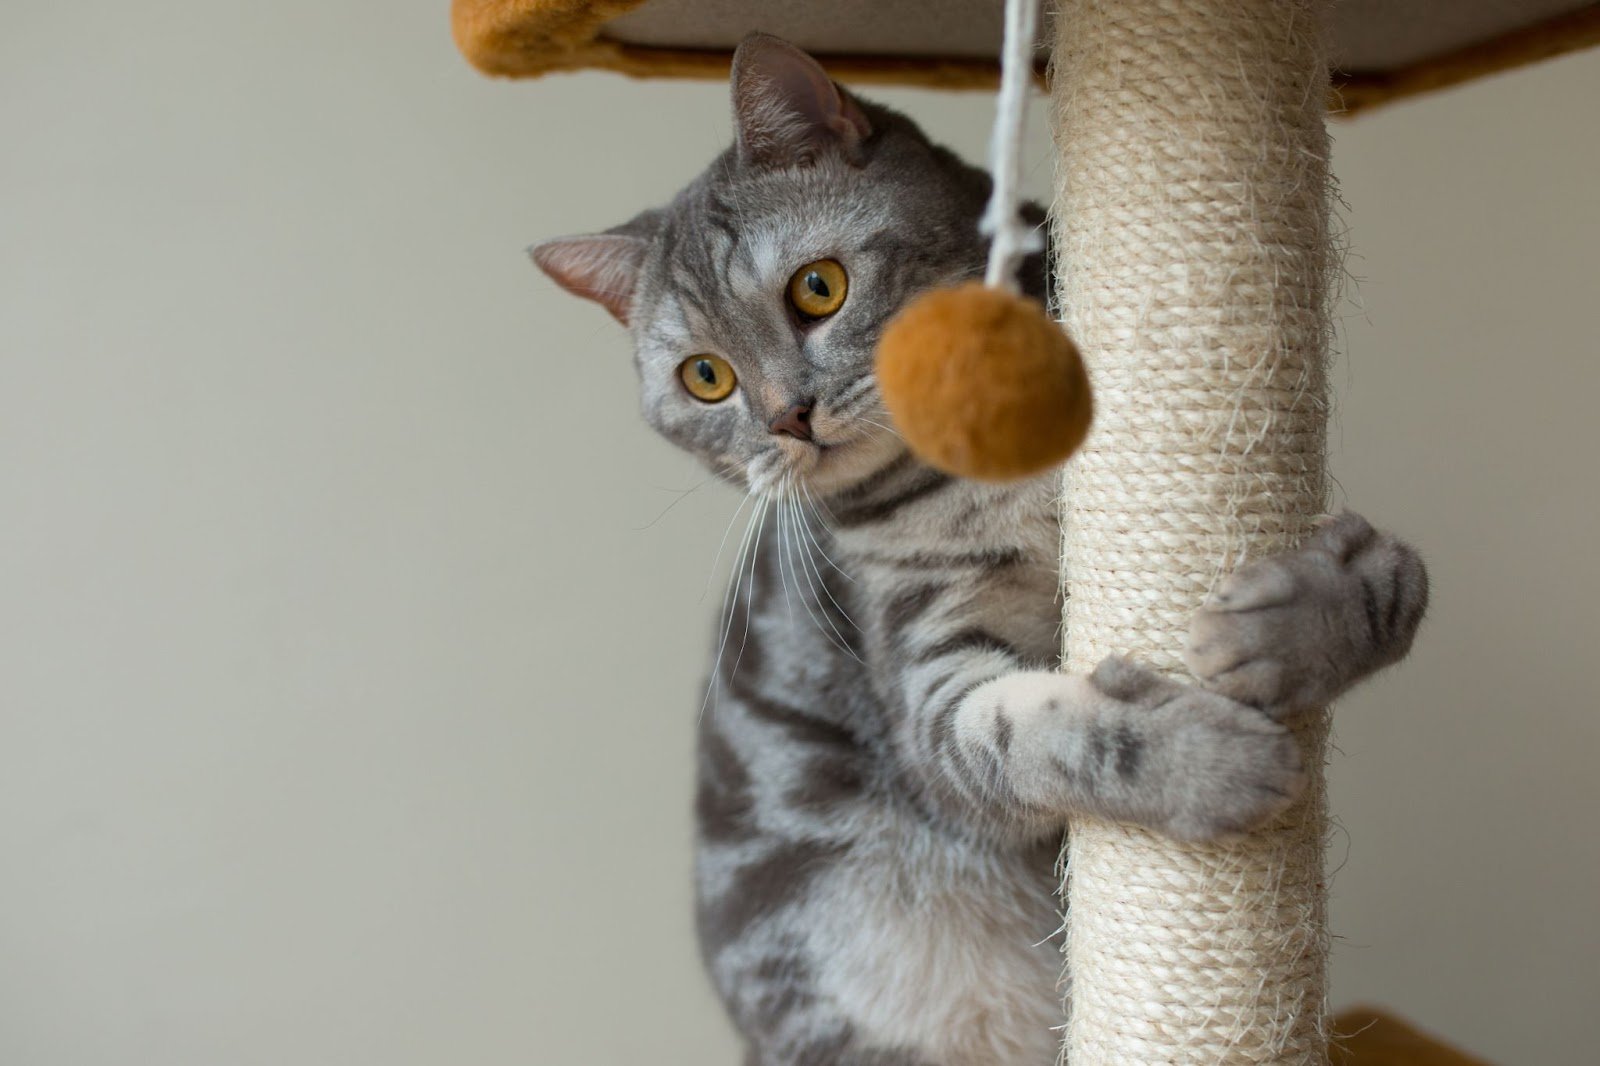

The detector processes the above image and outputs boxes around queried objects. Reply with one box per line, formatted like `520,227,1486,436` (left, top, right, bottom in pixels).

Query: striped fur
531,36,1428,1066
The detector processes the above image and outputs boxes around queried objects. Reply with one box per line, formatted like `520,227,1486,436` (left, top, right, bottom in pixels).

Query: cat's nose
769,401,814,442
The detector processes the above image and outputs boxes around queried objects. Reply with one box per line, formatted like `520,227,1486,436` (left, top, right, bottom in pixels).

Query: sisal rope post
1051,1,1335,1063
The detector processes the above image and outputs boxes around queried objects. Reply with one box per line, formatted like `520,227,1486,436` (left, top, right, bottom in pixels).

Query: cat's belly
803,827,1063,1066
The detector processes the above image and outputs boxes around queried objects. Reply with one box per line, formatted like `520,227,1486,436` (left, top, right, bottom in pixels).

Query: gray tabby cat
533,34,1428,1066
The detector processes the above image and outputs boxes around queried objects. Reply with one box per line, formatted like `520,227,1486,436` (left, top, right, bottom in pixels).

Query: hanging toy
875,0,1091,482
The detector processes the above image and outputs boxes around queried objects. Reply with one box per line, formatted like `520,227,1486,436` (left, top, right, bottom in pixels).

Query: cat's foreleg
1184,512,1429,718
889,647,1305,842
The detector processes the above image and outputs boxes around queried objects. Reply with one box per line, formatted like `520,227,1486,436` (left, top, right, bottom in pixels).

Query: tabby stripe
832,373,876,412
830,470,952,528
782,752,865,813
673,274,716,321
880,583,944,635
704,210,742,275
942,733,993,805
914,627,1018,665
1383,568,1408,642
731,680,858,750
926,682,963,754
1361,574,1385,645
831,452,914,504
703,838,848,943
1112,724,1143,778
854,547,1025,572
992,711,1014,756
788,1029,856,1066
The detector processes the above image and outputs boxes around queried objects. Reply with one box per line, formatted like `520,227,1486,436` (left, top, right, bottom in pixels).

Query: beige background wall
2,2,1596,1063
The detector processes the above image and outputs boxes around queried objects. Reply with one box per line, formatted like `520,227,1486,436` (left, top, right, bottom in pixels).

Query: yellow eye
787,259,848,319
680,354,737,403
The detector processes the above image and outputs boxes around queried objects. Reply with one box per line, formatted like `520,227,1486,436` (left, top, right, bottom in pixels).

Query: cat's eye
679,354,738,403
787,259,848,320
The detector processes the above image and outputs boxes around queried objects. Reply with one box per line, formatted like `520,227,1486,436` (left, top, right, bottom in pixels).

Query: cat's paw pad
1184,513,1429,717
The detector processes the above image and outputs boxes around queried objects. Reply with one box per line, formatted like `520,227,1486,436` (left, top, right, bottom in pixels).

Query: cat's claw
1184,512,1429,719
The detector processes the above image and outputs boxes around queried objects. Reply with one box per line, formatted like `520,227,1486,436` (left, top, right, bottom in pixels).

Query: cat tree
452,2,1600,1062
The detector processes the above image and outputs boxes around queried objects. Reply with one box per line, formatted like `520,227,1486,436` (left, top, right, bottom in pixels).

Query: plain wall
2,2,1595,1063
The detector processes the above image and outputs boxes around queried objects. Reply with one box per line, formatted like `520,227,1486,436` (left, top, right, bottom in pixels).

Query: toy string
981,0,1042,292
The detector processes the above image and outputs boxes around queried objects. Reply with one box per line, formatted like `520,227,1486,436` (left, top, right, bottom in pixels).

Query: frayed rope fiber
1052,1,1336,1063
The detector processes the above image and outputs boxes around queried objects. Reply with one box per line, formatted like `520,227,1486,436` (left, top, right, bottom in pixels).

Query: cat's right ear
529,234,647,326
731,33,872,168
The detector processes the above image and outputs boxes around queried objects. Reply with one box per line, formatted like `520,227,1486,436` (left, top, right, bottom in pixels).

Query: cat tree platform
452,0,1600,114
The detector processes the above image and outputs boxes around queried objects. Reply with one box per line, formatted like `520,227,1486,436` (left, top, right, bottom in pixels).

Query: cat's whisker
800,479,845,535
709,496,761,680
701,494,766,721
797,482,856,584
856,416,904,440
774,478,797,621
847,417,903,447
786,495,862,663
701,490,756,604
831,372,878,415
635,475,714,531
779,488,847,657
796,477,832,530
723,494,770,692
792,497,862,636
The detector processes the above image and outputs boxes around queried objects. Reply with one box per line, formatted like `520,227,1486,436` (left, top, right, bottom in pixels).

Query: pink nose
769,402,814,442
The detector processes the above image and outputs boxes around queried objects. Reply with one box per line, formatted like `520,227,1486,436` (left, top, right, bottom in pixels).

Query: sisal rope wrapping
1051,1,1335,1063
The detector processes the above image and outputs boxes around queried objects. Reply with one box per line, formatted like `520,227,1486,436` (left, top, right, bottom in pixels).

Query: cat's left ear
529,233,647,326
731,33,872,168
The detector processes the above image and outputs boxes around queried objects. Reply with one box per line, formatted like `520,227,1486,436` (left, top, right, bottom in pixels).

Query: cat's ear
529,233,647,326
731,33,872,168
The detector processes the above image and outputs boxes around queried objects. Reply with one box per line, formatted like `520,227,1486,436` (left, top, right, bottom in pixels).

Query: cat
532,33,1428,1066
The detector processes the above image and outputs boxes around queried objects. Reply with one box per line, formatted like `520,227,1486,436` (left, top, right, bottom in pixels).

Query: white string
981,0,1043,292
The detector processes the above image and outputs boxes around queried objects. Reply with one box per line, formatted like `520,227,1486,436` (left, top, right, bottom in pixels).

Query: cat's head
532,34,1000,498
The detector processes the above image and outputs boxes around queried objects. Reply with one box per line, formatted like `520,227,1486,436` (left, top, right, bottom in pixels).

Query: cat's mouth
747,421,907,498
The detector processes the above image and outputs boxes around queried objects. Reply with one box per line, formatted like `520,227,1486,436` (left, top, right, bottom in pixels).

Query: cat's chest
833,479,1064,663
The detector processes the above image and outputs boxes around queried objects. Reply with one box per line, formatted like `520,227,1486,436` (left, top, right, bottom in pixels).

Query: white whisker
700,494,766,721
798,481,855,583
781,484,844,653
793,497,862,635
724,496,769,687
786,494,862,663
701,490,756,604
801,479,845,533
635,475,713,531
775,481,797,621
857,416,904,440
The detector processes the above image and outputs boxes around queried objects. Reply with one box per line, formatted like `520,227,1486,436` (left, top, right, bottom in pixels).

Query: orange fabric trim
451,0,1600,117
449,0,1023,89
450,0,652,78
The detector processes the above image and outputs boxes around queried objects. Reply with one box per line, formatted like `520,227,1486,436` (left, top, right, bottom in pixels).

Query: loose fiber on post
1051,1,1337,1062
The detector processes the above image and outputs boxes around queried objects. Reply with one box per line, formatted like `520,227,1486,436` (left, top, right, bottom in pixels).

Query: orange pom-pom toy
876,283,1092,482
870,0,1090,482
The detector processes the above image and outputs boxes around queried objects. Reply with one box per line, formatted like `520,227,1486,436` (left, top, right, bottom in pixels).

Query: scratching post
1052,1,1335,1063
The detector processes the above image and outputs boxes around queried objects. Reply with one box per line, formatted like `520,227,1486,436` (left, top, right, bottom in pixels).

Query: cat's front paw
1184,512,1429,719
1089,658,1306,842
